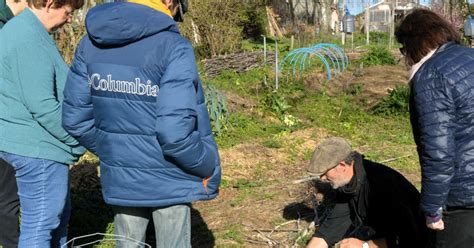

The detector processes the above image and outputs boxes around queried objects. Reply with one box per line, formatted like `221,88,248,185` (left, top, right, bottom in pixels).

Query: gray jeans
113,204,191,248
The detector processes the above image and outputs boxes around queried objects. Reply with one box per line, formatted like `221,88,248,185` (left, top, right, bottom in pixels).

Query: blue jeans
113,204,191,248
0,152,70,248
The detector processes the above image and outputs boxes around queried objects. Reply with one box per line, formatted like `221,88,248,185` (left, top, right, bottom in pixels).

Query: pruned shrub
360,46,396,66
372,85,410,116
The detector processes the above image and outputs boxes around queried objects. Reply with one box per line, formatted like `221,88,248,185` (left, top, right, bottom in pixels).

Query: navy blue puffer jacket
410,42,474,216
62,2,221,207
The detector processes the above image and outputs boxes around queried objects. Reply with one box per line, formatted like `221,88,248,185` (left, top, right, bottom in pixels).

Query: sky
347,0,431,15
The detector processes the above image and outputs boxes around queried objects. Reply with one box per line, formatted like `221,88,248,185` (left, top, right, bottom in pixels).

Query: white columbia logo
88,73,159,97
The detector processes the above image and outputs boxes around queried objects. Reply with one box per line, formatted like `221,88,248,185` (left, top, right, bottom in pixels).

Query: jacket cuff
425,207,443,224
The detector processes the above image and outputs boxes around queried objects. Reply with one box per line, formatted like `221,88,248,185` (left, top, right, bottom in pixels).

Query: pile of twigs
202,51,276,78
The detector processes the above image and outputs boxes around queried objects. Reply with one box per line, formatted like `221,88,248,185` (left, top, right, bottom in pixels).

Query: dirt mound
304,64,409,108
224,91,259,113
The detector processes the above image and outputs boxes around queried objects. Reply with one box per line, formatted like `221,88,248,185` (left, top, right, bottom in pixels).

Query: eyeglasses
62,6,74,18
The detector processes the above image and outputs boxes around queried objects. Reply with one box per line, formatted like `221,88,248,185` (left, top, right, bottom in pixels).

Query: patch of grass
263,138,283,148
228,179,272,207
263,191,277,200
303,148,314,161
215,112,285,149
220,178,231,188
352,31,393,48
208,68,267,99
221,224,245,244
347,83,364,95
286,139,302,164
293,91,418,176
229,191,249,207
254,163,269,179
234,178,262,189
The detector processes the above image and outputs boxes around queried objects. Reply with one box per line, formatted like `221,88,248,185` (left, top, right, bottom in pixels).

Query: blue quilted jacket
410,42,474,216
62,2,221,207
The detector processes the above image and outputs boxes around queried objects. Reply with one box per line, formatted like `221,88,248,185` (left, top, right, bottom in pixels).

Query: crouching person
305,137,430,248
62,0,221,247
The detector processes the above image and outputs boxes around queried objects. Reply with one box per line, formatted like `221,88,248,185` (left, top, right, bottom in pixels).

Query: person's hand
306,237,328,248
337,238,364,248
427,219,444,230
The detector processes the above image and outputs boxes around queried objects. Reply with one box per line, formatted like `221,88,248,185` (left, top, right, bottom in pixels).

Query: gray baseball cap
307,137,353,176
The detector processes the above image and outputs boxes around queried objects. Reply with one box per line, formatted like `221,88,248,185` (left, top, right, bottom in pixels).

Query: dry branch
379,154,412,163
266,6,283,38
253,228,298,233
293,221,316,246
256,230,279,246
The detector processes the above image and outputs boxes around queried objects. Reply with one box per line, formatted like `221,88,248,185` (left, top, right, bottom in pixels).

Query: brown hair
160,0,179,5
395,8,460,66
28,0,84,10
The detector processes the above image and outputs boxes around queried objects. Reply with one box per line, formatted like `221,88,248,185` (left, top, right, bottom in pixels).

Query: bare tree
287,0,296,26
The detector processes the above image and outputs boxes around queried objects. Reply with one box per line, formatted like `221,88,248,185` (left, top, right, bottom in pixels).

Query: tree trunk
311,0,317,25
319,0,331,32
288,0,296,27
305,0,310,24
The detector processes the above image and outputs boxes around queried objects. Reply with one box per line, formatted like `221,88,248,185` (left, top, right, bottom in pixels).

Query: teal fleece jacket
0,8,85,164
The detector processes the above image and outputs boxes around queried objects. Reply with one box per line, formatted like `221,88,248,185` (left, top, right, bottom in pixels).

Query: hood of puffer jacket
85,2,178,46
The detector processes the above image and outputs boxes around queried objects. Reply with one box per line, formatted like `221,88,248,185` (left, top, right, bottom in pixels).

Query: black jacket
0,0,13,28
314,154,428,247
410,42,474,216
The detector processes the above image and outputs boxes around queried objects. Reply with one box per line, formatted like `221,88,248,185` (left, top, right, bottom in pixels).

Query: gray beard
330,177,351,189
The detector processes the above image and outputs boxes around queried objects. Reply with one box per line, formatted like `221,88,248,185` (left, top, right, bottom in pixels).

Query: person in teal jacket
0,0,28,246
0,0,84,246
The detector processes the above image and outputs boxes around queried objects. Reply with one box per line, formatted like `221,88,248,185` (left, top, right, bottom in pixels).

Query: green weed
262,92,291,116
359,46,396,66
347,83,364,96
204,84,229,135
